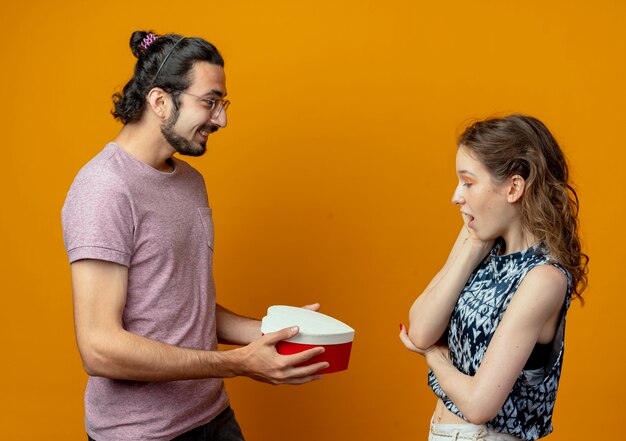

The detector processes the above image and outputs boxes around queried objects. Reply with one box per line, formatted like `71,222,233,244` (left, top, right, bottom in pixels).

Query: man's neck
114,123,175,173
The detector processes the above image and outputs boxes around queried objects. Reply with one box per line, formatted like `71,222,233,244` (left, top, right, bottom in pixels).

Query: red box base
275,341,353,374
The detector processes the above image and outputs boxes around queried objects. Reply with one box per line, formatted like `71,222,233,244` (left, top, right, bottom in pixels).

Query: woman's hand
406,226,495,351
399,323,436,356
461,226,496,270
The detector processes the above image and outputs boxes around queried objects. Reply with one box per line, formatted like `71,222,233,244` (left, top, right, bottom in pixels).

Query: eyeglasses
181,92,230,119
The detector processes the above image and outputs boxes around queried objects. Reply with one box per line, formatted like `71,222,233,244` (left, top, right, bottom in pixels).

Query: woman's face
452,145,518,241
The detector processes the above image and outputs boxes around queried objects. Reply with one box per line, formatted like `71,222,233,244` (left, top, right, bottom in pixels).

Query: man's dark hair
112,30,225,124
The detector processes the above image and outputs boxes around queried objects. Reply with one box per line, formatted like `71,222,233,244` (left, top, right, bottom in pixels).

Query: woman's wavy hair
112,30,224,124
458,114,588,301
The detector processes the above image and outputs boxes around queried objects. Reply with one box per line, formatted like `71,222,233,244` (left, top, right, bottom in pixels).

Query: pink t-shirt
62,143,228,441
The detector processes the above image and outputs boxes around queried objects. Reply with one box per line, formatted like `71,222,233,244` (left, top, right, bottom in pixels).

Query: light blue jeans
429,417,520,441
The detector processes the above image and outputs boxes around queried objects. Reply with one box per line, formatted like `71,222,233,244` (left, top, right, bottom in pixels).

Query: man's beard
161,106,217,157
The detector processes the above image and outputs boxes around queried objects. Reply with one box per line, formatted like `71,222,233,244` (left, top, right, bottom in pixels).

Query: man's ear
507,175,526,203
146,87,168,119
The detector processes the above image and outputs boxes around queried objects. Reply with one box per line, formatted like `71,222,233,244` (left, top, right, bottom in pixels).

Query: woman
399,114,588,441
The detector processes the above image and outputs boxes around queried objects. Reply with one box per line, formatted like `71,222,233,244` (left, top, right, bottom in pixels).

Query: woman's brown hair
458,114,589,301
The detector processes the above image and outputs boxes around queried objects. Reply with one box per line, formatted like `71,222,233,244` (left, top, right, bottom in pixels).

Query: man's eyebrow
200,89,226,98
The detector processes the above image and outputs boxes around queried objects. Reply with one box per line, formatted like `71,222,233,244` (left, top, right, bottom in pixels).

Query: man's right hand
72,259,328,383
233,326,328,385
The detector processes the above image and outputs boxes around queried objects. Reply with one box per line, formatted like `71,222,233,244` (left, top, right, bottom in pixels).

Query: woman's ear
507,175,526,203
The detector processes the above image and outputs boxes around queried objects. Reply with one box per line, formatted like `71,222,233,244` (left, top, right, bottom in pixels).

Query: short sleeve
62,169,134,266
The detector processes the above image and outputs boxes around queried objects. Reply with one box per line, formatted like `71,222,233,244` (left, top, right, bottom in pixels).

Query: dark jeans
87,406,245,441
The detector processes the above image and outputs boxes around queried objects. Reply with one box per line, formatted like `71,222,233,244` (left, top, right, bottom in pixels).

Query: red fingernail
399,323,403,330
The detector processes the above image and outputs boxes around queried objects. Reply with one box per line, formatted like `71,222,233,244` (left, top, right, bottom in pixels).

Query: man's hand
300,303,320,312
235,325,328,385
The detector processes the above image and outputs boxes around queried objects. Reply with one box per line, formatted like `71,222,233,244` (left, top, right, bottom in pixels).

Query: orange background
2,1,624,439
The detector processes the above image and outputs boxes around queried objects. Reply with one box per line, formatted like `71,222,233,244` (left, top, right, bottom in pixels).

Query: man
62,31,327,441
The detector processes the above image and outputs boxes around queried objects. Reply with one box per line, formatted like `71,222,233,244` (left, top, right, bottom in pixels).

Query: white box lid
261,305,355,345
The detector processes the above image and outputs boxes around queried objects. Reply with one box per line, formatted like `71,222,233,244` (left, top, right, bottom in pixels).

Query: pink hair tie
140,33,158,52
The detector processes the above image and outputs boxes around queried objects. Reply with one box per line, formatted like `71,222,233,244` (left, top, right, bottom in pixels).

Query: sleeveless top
428,240,572,441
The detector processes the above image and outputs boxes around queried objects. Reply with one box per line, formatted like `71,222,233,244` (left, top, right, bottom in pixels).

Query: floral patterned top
428,240,572,441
